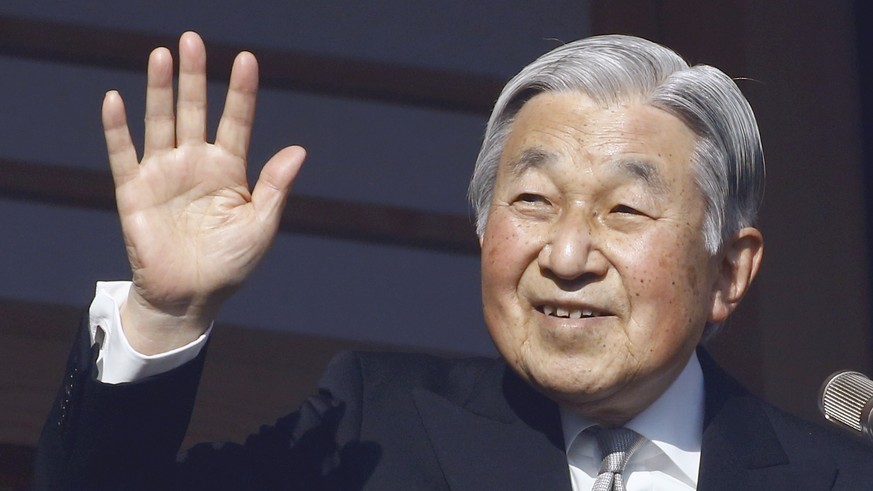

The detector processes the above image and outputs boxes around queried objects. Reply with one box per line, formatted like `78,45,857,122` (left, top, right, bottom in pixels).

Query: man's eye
517,193,548,204
611,204,643,215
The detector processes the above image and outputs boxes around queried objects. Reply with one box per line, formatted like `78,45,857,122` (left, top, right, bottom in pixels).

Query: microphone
819,370,873,440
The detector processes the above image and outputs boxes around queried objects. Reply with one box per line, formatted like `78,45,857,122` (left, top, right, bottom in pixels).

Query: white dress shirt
89,281,209,383
561,353,704,490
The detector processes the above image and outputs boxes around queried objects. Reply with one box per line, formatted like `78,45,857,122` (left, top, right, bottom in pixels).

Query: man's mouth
536,304,608,319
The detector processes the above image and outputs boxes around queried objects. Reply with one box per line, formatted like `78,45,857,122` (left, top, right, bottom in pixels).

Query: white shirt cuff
89,281,211,384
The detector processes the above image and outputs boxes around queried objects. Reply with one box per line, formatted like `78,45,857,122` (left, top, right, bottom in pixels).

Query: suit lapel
409,351,840,490
412,361,572,491
697,350,837,490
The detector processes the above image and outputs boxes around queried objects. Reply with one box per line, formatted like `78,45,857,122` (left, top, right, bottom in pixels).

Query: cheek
480,212,545,351
620,229,711,332
481,211,542,291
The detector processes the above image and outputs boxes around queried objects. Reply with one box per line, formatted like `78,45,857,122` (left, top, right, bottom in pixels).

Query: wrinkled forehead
504,147,671,195
498,90,701,180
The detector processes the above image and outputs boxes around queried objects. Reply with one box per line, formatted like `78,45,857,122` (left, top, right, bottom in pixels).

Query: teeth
541,305,602,318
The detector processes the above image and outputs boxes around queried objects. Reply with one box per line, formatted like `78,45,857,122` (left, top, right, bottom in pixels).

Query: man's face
481,91,723,425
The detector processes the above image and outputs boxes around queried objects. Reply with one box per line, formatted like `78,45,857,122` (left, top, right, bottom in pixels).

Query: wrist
120,290,217,355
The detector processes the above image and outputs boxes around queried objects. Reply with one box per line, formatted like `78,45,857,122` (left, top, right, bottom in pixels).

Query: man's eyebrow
507,148,556,175
613,159,669,194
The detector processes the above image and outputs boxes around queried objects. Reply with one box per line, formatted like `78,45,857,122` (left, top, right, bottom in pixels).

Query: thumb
252,145,306,226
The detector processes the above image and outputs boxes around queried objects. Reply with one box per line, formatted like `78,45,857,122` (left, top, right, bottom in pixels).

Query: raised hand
102,32,306,354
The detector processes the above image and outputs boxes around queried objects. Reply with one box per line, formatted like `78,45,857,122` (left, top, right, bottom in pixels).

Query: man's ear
709,227,764,324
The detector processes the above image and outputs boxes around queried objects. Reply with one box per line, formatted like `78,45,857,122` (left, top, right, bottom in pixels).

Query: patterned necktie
591,427,646,491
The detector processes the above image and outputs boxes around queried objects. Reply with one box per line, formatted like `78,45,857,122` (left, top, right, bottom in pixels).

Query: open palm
102,32,305,353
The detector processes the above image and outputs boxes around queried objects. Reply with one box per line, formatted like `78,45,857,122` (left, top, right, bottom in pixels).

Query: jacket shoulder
320,350,500,401
763,402,873,472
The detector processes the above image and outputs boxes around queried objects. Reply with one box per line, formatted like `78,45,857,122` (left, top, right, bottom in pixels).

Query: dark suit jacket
33,323,873,490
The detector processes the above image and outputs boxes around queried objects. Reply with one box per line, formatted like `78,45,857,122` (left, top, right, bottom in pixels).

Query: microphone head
819,370,873,440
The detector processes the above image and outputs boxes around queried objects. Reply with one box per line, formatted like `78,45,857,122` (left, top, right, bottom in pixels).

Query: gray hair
469,34,765,256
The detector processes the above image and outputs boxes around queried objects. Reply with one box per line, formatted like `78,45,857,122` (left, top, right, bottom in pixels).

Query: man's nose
538,211,607,280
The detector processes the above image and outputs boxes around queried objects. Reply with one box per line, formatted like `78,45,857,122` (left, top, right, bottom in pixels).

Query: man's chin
519,364,626,408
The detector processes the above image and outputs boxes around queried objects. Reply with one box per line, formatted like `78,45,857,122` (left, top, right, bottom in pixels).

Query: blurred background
1,1,871,487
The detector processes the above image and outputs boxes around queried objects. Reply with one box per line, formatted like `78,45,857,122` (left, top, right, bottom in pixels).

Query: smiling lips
538,304,609,319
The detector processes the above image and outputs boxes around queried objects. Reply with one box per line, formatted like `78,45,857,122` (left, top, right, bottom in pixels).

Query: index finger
215,51,259,161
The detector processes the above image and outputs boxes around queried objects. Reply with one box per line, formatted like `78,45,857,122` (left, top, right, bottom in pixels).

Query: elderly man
34,32,872,490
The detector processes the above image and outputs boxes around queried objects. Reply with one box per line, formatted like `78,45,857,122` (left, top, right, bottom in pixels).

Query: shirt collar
560,352,704,484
